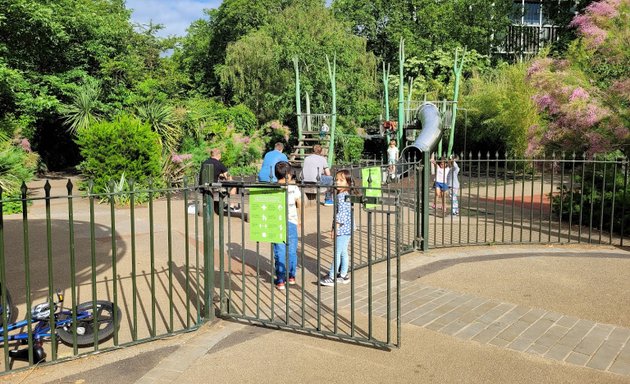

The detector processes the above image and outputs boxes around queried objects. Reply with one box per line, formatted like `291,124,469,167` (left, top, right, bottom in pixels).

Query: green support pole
383,62,391,143
294,57,302,153
383,63,390,122
438,100,446,156
201,164,215,321
448,47,466,158
406,77,414,144
422,153,430,251
406,77,414,123
326,54,337,167
397,39,405,149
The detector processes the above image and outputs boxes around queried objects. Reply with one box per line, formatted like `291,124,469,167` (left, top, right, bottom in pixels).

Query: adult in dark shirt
199,148,240,212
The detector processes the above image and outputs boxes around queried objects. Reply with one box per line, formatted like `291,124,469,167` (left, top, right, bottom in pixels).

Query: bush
75,114,163,193
551,153,630,236
0,139,37,214
459,62,543,156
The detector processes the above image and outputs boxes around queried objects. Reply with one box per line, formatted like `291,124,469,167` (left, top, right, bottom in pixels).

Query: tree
332,0,512,64
526,0,630,157
136,100,181,155
217,3,378,125
178,0,321,96
0,0,190,170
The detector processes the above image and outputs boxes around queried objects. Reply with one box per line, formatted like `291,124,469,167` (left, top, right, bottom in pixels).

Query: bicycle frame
0,309,91,343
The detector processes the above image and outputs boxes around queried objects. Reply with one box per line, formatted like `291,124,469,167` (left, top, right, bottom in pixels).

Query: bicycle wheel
57,300,121,347
0,285,15,326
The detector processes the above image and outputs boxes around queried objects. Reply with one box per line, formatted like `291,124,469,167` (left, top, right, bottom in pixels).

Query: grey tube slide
400,102,442,162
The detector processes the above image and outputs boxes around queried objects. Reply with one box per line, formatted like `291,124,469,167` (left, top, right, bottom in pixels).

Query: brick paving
344,278,630,377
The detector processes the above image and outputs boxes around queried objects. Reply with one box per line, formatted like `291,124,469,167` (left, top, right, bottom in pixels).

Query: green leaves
61,78,102,135
136,100,181,155
75,114,163,193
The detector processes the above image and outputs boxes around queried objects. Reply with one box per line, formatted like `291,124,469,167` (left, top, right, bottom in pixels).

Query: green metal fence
2,152,628,372
0,179,206,372
210,176,403,349
428,153,630,248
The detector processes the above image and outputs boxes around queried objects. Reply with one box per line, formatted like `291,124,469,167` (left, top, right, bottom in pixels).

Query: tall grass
459,62,544,156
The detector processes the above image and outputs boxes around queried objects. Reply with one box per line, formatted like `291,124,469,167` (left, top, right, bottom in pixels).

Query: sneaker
229,205,241,213
337,274,350,284
323,200,334,206
275,281,285,290
319,276,335,286
288,277,296,285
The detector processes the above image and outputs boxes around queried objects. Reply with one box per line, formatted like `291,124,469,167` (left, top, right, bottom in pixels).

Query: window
512,1,547,25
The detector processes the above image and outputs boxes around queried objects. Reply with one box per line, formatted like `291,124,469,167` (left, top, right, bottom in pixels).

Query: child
273,161,301,290
319,121,330,141
431,156,450,211
320,170,354,286
387,139,399,180
448,155,460,216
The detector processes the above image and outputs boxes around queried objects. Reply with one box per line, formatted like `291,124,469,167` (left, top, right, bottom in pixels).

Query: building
495,0,581,60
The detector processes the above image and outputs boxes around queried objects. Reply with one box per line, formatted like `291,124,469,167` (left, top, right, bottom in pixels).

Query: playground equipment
383,39,466,161
292,56,336,166
400,102,442,162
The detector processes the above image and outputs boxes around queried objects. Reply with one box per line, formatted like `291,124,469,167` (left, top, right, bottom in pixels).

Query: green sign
361,167,382,209
249,188,286,243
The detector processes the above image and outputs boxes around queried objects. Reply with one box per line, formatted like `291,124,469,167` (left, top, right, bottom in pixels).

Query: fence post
202,163,215,321
421,153,430,251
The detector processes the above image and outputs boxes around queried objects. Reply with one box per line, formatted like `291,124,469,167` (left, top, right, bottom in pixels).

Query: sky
126,0,221,37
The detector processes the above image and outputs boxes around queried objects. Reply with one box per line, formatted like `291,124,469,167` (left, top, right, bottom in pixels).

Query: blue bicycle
0,288,121,363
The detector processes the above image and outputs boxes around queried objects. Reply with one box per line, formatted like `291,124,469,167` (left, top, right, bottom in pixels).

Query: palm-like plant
62,79,102,135
136,100,182,155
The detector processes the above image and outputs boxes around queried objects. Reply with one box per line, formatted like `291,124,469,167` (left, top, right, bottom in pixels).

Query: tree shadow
1,218,126,307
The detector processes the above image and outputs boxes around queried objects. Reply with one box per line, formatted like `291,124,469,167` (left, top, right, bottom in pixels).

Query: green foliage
332,0,512,65
177,99,263,178
0,140,36,194
459,62,543,156
392,48,491,103
334,121,365,164
75,114,163,193
61,78,102,134
526,0,629,156
551,154,629,236
0,139,37,214
0,0,188,170
178,0,314,95
162,153,195,187
136,100,181,154
101,172,150,206
216,2,378,124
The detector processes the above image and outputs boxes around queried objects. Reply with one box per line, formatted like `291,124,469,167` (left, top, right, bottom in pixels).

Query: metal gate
205,176,402,349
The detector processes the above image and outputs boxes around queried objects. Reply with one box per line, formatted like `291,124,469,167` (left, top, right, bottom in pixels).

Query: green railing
427,153,630,248
0,179,206,372
2,152,628,372
211,176,403,349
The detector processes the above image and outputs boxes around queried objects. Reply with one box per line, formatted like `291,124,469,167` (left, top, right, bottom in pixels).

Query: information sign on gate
361,167,382,209
249,188,286,243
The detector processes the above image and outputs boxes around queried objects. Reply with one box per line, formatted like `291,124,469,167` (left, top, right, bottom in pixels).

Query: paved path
130,246,630,383
315,250,630,378
4,245,629,384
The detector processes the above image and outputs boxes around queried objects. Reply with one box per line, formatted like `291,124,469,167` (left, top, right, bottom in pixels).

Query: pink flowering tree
526,0,629,157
